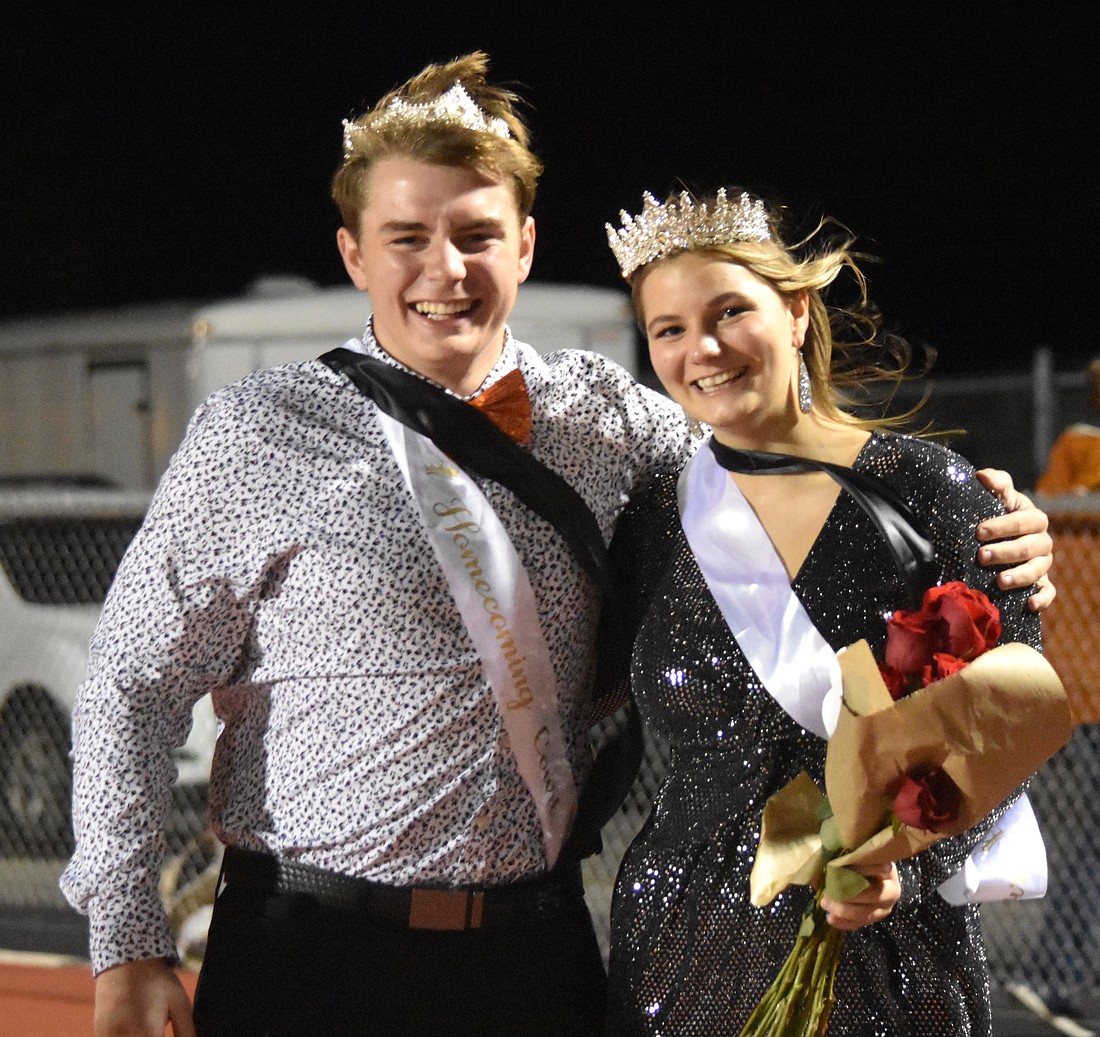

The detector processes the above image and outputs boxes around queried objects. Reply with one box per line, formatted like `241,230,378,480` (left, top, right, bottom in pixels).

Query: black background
2,5,1095,375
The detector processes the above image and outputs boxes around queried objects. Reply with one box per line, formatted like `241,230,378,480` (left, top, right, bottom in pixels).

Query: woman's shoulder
619,469,680,530
864,429,974,469
862,430,1003,530
862,431,985,495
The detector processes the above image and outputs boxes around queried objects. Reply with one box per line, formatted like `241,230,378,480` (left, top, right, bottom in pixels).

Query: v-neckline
736,433,877,588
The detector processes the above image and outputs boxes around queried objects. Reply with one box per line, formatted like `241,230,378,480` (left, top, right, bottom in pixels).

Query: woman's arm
887,448,1043,904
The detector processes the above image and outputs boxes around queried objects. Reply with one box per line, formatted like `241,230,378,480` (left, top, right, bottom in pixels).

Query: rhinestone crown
606,188,772,279
343,81,511,158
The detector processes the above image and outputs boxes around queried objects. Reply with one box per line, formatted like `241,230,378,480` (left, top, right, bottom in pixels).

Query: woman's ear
790,289,810,348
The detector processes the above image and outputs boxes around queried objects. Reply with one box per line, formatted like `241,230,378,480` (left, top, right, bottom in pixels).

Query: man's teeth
415,301,473,319
695,370,738,390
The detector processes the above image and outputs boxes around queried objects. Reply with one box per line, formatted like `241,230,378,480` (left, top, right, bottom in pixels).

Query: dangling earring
687,414,705,439
798,352,813,413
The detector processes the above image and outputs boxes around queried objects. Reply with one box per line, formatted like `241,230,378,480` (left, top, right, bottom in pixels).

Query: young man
63,54,1054,1037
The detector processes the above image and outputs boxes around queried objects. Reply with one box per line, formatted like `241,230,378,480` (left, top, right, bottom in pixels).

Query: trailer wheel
0,684,74,858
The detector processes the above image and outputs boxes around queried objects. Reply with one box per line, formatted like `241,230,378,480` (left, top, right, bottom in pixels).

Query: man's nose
425,237,466,281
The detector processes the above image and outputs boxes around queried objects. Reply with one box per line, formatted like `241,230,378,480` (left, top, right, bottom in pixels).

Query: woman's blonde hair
631,191,928,432
332,52,542,235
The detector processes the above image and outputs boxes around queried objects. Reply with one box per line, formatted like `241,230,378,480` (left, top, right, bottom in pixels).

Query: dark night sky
2,5,1096,376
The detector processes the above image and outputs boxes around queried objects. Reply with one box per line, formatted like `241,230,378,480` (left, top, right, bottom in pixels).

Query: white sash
378,411,577,867
936,793,1048,904
677,444,842,740
677,442,1046,903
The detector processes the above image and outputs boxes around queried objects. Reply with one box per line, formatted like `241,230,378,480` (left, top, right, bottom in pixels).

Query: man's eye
462,233,496,250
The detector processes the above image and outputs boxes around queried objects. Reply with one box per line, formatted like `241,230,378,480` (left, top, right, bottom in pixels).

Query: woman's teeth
695,370,740,391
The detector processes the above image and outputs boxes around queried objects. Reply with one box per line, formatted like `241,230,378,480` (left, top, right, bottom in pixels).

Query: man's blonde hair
332,53,542,234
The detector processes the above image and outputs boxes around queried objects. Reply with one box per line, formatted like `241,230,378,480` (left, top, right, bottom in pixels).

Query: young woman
603,188,1040,1035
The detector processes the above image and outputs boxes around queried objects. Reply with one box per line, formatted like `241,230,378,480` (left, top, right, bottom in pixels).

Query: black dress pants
192,877,608,1036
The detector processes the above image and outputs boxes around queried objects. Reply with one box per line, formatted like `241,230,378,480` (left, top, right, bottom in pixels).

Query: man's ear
337,227,369,292
517,216,536,284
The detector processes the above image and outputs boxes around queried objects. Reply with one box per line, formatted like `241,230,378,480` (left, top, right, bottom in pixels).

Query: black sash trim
707,438,937,607
319,347,640,861
320,349,615,604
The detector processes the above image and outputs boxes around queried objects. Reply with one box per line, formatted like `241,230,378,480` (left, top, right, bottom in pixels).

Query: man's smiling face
337,156,535,395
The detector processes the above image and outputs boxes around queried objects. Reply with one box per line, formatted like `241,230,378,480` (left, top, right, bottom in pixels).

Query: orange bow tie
468,368,532,445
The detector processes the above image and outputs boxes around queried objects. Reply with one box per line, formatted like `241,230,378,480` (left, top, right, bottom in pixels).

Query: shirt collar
351,316,519,402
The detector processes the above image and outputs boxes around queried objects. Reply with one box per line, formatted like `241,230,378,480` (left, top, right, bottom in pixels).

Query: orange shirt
1036,423,1100,494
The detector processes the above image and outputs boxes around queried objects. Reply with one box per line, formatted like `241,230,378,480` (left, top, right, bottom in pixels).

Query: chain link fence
0,486,214,955
978,497,1100,1013
2,484,1098,1012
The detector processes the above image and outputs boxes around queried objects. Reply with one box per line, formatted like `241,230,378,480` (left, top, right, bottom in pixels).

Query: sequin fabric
607,431,1041,1036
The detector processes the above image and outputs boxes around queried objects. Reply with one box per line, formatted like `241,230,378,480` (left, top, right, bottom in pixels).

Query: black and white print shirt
61,322,691,974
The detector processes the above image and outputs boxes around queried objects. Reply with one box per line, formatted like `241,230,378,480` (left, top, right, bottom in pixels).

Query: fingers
975,467,1018,510
821,864,900,932
979,533,1053,582
1026,574,1057,612
994,549,1053,589
977,503,1049,543
95,959,194,1037
169,990,199,1037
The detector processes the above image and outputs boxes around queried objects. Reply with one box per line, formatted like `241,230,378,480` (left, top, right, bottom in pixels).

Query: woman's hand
820,862,900,932
975,468,1055,611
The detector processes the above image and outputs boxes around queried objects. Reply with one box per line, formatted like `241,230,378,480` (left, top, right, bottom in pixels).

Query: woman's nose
690,331,722,359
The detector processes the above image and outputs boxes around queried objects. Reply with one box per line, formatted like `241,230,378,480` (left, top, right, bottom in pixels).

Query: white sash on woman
677,445,842,740
678,442,1046,903
378,411,577,867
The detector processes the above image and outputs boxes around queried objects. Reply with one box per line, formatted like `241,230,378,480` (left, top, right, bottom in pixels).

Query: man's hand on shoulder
95,958,196,1037
975,468,1055,612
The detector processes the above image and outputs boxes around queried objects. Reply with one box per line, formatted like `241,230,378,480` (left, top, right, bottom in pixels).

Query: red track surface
0,956,198,1036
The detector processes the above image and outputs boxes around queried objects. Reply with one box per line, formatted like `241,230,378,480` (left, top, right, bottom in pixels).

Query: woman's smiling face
638,251,809,447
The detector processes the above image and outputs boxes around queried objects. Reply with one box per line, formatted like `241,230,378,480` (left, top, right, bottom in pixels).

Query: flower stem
739,894,844,1037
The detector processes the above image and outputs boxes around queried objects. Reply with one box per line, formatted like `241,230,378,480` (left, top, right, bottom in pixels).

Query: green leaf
825,864,870,902
818,815,844,853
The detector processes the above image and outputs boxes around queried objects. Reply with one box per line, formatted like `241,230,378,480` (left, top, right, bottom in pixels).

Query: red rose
920,652,969,687
892,765,962,833
879,666,913,701
884,608,937,675
882,582,1002,694
923,582,1001,661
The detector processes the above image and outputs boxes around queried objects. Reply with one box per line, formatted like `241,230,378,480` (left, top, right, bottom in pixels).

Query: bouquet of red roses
741,583,1072,1037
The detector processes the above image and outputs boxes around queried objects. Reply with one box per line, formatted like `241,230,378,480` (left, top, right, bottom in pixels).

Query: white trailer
0,276,640,491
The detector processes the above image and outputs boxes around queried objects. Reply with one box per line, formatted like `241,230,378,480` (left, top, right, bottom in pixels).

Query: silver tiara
606,188,772,279
343,81,511,158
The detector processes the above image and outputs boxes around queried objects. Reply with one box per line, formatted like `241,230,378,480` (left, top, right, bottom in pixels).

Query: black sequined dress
606,432,1041,1036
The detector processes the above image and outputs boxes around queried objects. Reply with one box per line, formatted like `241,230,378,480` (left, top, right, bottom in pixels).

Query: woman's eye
651,324,683,340
720,306,746,321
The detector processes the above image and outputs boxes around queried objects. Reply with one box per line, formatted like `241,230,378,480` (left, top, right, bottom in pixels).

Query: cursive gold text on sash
432,497,534,709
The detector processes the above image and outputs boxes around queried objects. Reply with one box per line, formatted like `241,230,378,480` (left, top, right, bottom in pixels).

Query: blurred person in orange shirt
1036,357,1100,495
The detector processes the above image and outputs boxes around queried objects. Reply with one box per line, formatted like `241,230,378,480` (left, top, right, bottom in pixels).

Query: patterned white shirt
61,323,691,974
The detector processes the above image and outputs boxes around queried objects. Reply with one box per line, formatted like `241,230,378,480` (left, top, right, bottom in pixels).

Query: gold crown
606,188,772,279
343,81,511,158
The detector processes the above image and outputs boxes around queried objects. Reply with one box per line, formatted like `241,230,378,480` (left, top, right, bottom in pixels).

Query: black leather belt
221,847,584,931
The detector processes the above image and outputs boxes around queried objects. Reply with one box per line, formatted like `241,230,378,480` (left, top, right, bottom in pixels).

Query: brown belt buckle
407,888,484,930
